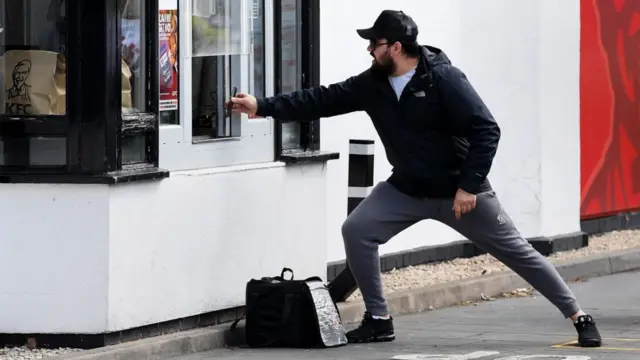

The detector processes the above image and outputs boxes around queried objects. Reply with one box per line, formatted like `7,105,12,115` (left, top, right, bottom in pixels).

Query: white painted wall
538,0,581,236
320,0,582,262
107,162,328,331
0,162,328,333
0,185,110,333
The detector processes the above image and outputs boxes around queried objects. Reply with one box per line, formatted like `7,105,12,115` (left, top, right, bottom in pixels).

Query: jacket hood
419,45,452,69
368,44,452,81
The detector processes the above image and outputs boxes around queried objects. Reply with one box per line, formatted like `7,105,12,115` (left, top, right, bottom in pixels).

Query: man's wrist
458,172,484,195
458,182,479,195
255,98,270,117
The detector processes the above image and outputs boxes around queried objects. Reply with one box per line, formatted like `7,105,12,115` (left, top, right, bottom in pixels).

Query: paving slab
171,270,640,360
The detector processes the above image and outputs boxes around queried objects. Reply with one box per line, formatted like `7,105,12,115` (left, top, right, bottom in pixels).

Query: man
230,10,602,348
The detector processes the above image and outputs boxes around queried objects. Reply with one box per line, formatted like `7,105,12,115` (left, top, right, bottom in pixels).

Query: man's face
368,39,395,74
14,69,27,86
13,64,29,87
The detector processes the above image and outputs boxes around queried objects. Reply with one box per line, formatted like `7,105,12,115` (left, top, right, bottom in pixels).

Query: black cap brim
357,27,379,40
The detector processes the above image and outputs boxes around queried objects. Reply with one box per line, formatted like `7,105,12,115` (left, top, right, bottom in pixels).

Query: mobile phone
226,86,238,118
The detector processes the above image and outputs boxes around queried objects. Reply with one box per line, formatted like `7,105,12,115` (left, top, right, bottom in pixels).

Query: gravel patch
452,287,538,308
0,347,81,360
348,229,640,301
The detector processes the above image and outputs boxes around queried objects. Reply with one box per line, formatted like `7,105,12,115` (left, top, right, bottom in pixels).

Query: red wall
580,0,640,219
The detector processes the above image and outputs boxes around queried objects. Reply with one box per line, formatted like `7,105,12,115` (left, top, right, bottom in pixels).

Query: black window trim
273,0,338,165
116,0,161,171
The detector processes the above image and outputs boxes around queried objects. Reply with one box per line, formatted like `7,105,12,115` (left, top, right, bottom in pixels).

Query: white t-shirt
388,67,417,100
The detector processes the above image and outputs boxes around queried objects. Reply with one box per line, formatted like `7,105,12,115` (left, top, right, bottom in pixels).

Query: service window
190,0,248,140
158,0,320,171
158,0,272,171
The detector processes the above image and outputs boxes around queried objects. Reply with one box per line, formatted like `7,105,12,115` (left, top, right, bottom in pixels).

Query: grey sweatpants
341,181,581,319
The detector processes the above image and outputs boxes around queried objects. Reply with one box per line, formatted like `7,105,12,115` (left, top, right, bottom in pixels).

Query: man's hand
452,188,476,220
229,93,258,117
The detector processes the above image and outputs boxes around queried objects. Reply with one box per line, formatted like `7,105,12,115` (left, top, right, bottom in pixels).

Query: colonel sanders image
6,60,31,101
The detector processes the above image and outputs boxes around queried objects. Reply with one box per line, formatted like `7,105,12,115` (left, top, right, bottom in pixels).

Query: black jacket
256,45,500,198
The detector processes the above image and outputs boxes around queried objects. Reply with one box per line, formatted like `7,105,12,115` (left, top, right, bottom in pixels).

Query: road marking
392,352,500,360
496,356,590,360
552,338,640,351
392,352,590,360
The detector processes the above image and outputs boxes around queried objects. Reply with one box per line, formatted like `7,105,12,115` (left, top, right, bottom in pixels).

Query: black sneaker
574,314,602,347
346,312,395,343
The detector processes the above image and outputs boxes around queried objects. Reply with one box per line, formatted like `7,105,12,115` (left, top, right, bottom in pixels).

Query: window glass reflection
191,0,252,140
279,0,301,149
119,0,147,113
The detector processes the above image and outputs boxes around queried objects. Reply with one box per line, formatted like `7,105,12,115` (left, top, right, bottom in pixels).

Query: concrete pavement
171,270,640,360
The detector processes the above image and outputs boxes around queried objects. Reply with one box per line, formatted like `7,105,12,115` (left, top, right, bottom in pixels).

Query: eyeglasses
369,41,390,51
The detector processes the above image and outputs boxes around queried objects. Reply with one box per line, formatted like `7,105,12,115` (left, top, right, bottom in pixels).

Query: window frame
116,0,161,171
273,0,320,158
158,0,275,172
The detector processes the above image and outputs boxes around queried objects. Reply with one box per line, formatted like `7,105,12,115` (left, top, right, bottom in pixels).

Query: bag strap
280,267,294,280
229,312,245,332
227,312,248,349
277,268,322,283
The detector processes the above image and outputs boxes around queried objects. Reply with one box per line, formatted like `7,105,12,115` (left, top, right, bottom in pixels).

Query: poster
159,9,178,111
579,0,640,218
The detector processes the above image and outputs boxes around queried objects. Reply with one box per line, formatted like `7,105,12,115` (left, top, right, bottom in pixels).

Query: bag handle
280,267,294,281
274,269,323,283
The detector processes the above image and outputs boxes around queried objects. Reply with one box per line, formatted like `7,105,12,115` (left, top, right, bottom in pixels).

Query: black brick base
0,306,244,350
581,211,640,235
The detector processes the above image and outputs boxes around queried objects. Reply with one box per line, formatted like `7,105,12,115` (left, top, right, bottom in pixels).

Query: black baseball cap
357,10,419,43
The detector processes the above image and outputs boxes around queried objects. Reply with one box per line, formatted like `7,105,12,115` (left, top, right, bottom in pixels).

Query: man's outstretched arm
230,72,367,122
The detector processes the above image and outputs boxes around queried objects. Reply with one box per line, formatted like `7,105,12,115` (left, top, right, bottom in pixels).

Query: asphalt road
172,270,640,360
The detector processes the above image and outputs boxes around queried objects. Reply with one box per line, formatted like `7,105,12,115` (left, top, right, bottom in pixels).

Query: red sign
159,9,178,111
580,0,640,218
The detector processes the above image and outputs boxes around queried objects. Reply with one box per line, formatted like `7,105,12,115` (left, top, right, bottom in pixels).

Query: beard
370,50,395,75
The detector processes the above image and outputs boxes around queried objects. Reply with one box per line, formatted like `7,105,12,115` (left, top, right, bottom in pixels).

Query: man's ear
393,41,403,53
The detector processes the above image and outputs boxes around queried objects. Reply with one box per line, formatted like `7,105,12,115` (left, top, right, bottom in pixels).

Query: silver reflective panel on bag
305,280,348,347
